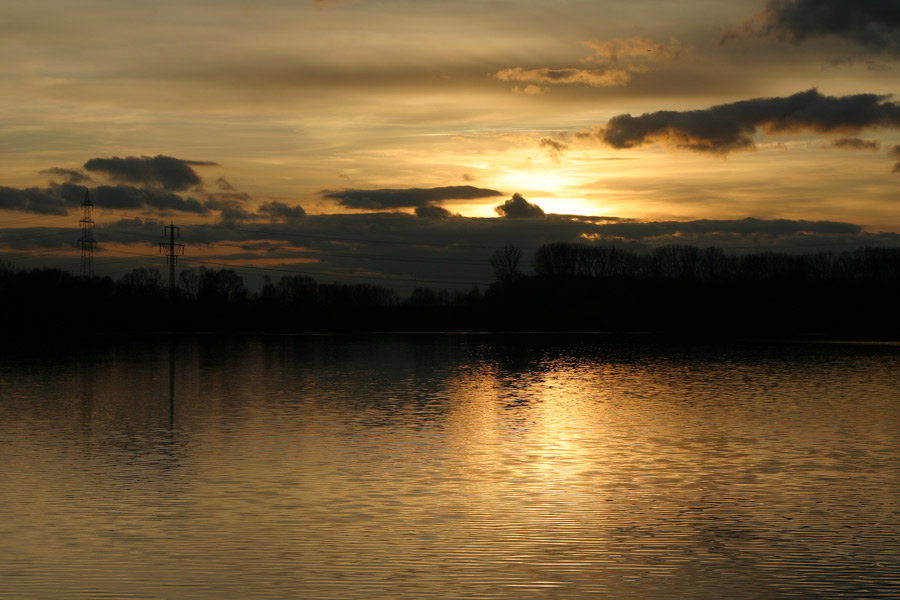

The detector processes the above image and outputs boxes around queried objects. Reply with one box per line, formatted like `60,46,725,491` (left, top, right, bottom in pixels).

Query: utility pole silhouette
159,223,184,300
78,188,96,279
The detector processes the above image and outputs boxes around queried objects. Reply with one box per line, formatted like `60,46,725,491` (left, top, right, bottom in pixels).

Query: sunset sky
3,0,900,291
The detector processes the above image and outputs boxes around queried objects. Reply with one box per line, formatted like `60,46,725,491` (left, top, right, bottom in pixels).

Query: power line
183,222,530,251
90,208,900,254
0,229,74,243
179,257,493,287
94,210,517,250
0,214,64,227
98,227,165,242
106,246,491,286
0,247,77,261
208,241,490,266
12,208,898,285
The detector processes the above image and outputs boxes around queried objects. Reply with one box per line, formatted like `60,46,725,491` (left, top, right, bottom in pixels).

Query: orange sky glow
2,0,900,290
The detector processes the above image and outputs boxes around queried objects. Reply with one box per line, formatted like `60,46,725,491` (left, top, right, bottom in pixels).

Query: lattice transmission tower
160,222,184,299
78,188,97,279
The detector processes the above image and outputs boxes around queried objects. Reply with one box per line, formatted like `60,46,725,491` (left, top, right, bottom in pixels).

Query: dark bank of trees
488,243,900,337
3,242,900,338
0,263,487,335
0,265,393,335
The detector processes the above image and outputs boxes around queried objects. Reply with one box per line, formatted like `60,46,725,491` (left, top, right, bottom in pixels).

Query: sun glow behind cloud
4,0,900,288
487,167,594,217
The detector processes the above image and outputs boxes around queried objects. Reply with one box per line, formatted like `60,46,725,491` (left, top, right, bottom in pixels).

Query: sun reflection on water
1,336,899,599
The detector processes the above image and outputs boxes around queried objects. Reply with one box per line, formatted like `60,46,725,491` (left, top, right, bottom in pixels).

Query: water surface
2,335,899,599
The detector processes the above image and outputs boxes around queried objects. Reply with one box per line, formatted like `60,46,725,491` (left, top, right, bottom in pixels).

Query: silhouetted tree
407,287,455,308
178,269,200,300
197,267,247,304
120,267,163,298
276,275,318,305
489,245,523,286
698,246,727,281
652,245,701,280
533,242,578,278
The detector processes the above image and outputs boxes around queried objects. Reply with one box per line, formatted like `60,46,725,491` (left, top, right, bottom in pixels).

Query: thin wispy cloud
495,67,632,88
495,35,690,90
539,137,569,163
581,36,690,67
890,144,900,173
39,168,91,184
827,137,880,151
313,0,359,9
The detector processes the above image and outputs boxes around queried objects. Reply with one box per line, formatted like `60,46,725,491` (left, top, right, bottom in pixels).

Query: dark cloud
0,182,244,217
0,227,77,251
825,55,895,71
216,177,237,191
91,185,210,214
890,144,900,173
594,89,900,154
256,200,307,221
494,193,546,219
415,205,455,219
204,194,253,222
0,185,74,215
102,217,166,235
83,155,217,191
585,217,862,240
39,167,91,183
828,137,880,151
322,185,503,210
93,212,893,266
7,210,899,290
727,0,900,54
539,137,568,163
3,212,876,252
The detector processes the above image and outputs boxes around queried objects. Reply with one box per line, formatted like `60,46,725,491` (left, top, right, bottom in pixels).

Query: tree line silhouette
3,242,899,338
497,242,900,337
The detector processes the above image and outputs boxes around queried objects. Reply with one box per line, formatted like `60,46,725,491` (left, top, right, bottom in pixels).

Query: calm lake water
2,334,899,599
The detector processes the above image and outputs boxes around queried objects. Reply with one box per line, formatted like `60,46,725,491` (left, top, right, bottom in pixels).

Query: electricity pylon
78,188,96,279
159,222,184,300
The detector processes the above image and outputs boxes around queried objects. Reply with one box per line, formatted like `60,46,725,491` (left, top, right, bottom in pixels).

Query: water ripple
1,336,899,598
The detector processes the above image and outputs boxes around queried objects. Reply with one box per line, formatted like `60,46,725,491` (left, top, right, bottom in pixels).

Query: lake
2,334,899,599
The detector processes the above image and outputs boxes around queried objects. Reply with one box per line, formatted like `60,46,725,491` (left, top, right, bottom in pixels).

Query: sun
533,197,601,216
497,168,572,197
491,168,600,216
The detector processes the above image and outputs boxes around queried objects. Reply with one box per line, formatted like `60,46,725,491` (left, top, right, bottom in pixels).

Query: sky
2,0,900,292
